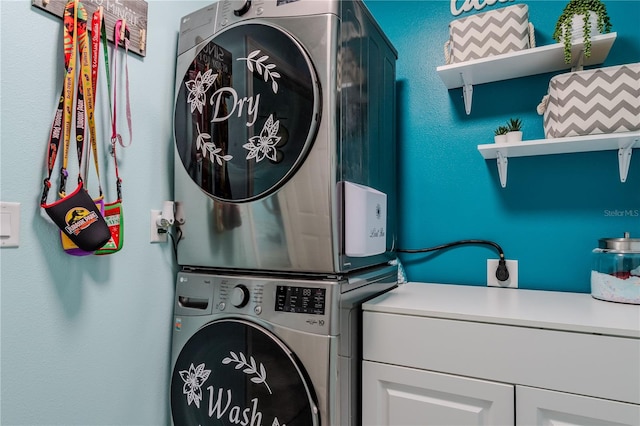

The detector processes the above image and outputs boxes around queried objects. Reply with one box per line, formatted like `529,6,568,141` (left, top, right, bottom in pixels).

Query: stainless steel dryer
173,0,398,274
169,264,397,426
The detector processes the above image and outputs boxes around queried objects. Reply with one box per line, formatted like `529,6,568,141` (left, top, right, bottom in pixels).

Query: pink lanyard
111,19,132,149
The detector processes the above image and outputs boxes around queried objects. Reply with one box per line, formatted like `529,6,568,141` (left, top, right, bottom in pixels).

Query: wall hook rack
32,0,148,57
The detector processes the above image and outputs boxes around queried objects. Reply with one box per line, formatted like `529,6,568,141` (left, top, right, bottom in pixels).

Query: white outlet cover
487,259,518,288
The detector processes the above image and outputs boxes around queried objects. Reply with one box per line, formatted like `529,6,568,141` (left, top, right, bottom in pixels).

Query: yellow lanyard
59,0,79,197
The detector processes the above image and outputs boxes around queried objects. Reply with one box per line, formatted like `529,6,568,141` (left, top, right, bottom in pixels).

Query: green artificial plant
553,0,612,64
507,118,522,132
494,125,509,136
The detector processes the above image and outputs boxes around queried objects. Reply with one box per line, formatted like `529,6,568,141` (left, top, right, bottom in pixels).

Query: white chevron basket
538,63,640,139
444,4,535,64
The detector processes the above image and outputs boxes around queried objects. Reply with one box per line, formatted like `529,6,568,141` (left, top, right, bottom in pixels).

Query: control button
254,305,262,315
218,302,226,311
230,285,250,308
233,0,252,16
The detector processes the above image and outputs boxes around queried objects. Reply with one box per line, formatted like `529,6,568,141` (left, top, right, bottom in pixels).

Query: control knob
232,0,252,16
230,284,250,308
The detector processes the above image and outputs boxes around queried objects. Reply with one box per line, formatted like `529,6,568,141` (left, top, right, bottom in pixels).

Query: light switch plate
0,202,21,248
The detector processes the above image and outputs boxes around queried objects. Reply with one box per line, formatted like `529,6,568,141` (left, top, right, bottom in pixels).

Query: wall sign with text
32,0,148,57
451,0,514,16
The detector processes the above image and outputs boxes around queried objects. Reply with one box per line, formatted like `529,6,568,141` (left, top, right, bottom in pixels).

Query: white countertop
363,283,640,338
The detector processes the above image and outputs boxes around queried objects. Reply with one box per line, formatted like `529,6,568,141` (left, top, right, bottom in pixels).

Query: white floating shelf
437,33,617,114
477,131,640,188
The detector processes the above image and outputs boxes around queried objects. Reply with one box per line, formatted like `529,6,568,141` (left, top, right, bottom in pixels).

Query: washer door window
171,319,319,426
174,23,320,202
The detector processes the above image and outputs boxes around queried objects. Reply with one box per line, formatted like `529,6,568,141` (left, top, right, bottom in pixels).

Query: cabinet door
363,361,514,426
517,386,640,426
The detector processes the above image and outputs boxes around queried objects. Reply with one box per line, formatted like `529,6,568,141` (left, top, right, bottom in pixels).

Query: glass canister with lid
591,232,640,304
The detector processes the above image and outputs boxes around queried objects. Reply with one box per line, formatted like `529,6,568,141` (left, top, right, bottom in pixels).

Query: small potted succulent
506,118,523,143
553,0,612,64
494,125,509,144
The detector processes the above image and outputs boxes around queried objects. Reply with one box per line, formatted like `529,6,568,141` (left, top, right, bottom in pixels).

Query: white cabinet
517,386,640,426
363,361,513,426
362,283,640,426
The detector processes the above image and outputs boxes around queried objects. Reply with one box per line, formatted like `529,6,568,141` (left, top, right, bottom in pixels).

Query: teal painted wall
366,0,640,292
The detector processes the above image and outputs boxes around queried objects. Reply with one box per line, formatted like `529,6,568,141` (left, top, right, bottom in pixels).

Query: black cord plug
496,258,510,282
396,239,510,284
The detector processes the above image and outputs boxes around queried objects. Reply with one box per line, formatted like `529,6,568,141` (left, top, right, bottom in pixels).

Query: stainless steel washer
169,264,397,425
173,0,398,274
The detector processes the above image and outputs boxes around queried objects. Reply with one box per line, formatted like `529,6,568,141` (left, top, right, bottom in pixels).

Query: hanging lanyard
79,6,103,197
63,1,101,200
58,0,79,198
41,0,100,202
91,8,101,98
112,19,132,150
101,12,112,114
72,3,97,193
40,2,74,205
103,16,123,200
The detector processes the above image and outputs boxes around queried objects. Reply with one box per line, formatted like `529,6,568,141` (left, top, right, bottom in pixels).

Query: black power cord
397,239,510,282
158,226,183,263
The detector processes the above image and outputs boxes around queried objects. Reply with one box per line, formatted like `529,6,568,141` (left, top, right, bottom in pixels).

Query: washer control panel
215,0,340,28
275,285,326,315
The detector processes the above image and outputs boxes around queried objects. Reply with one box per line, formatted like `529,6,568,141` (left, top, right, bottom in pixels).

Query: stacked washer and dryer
169,0,398,424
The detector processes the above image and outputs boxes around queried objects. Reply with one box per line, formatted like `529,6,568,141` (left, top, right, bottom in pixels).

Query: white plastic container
591,232,640,304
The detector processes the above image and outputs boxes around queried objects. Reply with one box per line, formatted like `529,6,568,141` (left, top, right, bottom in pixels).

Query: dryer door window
171,319,320,425
174,23,321,202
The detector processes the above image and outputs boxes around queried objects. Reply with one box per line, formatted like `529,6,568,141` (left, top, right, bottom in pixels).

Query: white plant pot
560,12,601,44
506,131,522,143
494,134,508,144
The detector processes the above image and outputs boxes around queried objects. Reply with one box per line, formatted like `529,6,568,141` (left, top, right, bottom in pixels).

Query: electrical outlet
150,210,167,243
487,259,518,288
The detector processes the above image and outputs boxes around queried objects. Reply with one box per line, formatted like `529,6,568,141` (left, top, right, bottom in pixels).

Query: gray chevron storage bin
445,4,534,64
540,63,640,138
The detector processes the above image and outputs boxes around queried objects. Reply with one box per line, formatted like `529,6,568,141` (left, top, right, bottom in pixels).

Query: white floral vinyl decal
237,50,281,94
243,115,281,163
196,123,233,165
222,351,272,394
179,362,211,408
185,69,218,114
